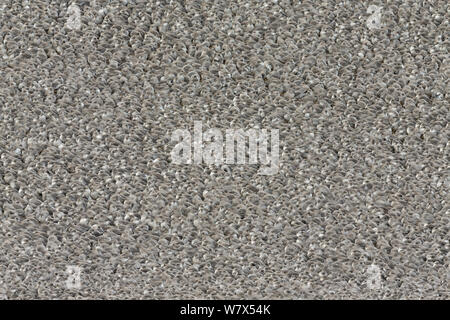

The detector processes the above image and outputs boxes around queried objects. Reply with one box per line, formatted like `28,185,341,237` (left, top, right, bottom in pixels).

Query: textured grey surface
0,0,448,299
